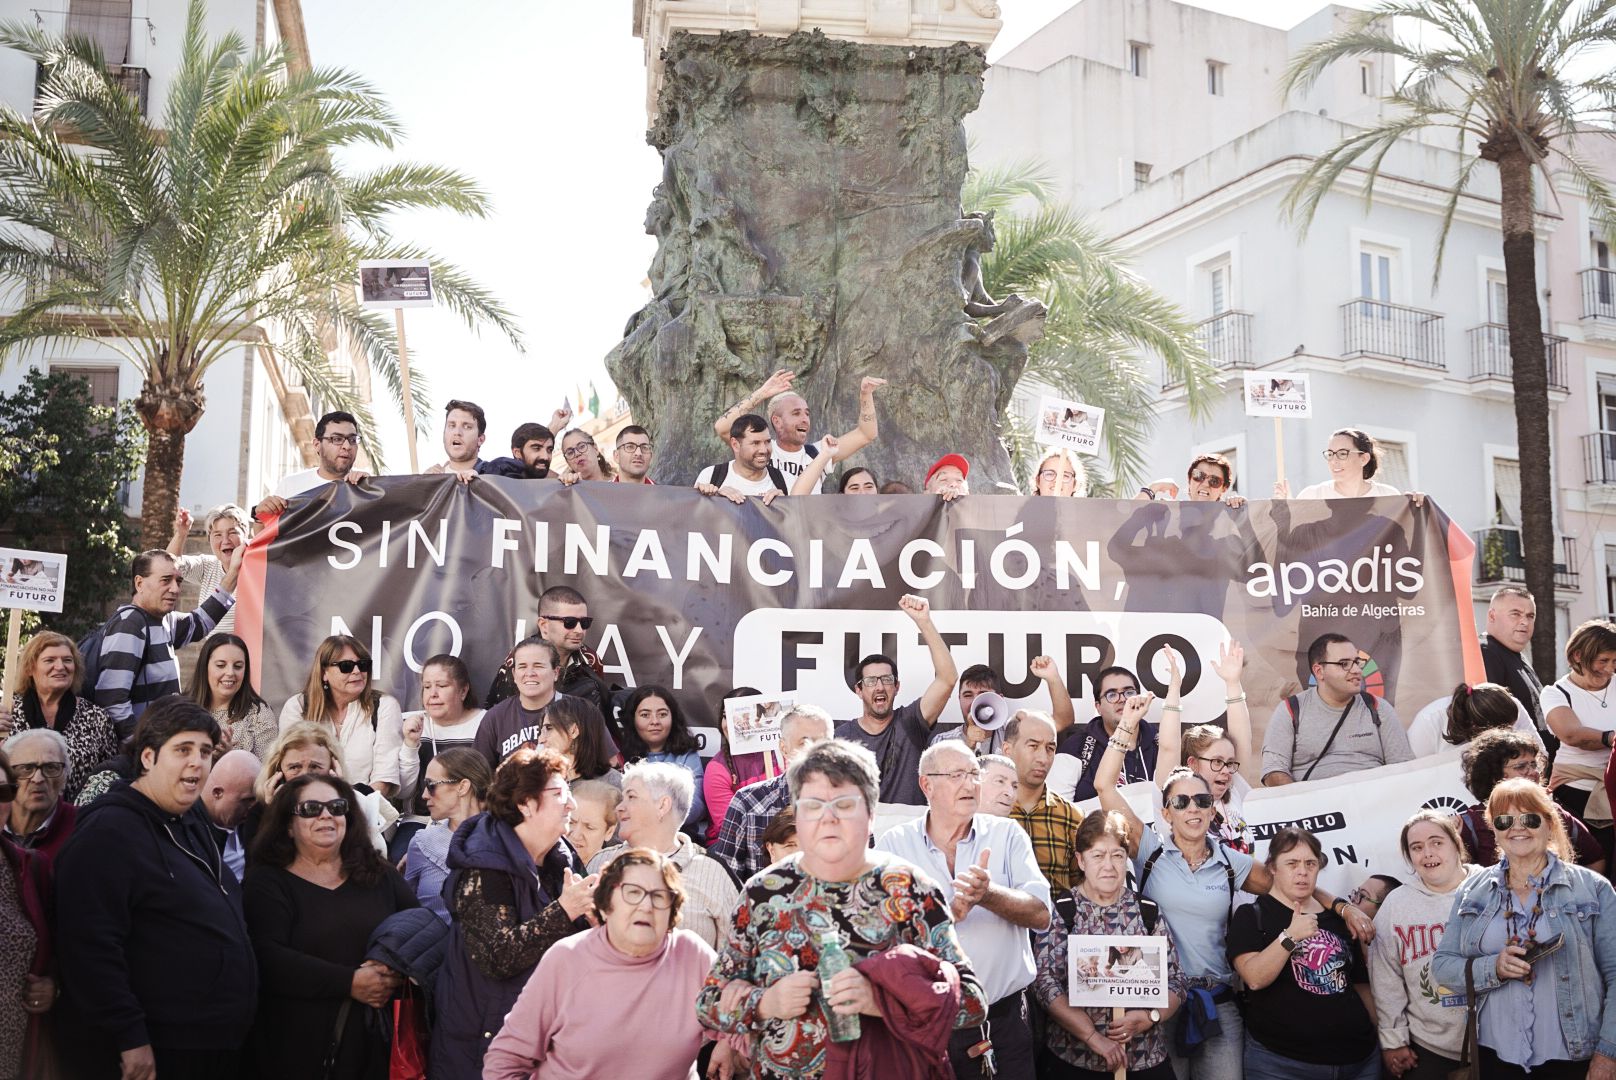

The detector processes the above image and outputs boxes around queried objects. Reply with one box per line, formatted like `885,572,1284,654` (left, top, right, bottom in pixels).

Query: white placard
358,260,434,309
1067,934,1171,1007
1242,372,1313,418
0,548,66,613
1035,396,1105,454
723,693,793,755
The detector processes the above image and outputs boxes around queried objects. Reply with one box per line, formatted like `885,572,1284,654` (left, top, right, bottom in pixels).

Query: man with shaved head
201,749,260,881
711,368,887,491
1004,709,1083,893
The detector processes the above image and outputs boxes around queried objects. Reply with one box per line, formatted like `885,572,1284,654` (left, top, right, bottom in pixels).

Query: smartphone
1520,933,1564,967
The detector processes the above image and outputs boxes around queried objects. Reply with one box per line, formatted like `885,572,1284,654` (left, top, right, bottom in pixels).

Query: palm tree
965,161,1216,492
0,1,522,547
1280,0,1616,679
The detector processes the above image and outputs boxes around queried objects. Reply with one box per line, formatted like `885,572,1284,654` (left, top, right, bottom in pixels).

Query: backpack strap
710,462,729,488
766,464,789,493
1287,694,1300,735
1136,845,1166,899
1140,896,1161,935
1360,691,1381,727
1053,894,1077,934
804,442,819,461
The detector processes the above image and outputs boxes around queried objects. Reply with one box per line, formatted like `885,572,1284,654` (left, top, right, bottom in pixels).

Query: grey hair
622,760,694,823
781,704,835,746
918,739,975,777
203,504,251,533
980,753,1016,773
788,738,880,811
2,727,71,778
1003,708,1055,743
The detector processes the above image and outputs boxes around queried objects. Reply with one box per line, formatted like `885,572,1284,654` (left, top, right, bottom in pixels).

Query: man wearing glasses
1049,666,1159,802
254,410,369,517
610,425,656,485
1261,633,1411,785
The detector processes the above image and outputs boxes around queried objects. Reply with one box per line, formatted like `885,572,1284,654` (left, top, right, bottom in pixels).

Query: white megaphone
969,692,1012,731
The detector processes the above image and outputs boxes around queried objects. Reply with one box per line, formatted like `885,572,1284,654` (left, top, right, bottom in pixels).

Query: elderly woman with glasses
243,773,416,1079
1096,692,1373,1080
485,848,734,1080
697,739,987,1079
1434,778,1616,1079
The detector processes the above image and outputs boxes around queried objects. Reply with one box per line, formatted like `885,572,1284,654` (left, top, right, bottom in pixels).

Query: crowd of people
2,393,1616,1080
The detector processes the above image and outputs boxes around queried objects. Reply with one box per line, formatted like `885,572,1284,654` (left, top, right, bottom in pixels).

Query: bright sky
302,0,1365,468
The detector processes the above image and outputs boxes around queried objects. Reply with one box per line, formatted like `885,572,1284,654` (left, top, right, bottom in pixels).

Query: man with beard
710,369,887,492
1261,632,1411,785
695,414,787,502
482,418,565,480
1005,709,1083,893
254,411,368,516
833,595,958,805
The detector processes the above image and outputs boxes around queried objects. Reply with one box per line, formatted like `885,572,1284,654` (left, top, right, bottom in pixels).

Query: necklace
1503,862,1548,986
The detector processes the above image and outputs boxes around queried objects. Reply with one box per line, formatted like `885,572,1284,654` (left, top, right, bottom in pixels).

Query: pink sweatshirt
483,925,717,1080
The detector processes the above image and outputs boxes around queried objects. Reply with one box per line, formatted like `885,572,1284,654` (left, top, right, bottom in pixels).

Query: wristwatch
1279,932,1299,954
1148,1009,1161,1024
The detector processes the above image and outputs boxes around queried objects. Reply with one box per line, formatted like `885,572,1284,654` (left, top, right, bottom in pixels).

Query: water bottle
817,931,861,1043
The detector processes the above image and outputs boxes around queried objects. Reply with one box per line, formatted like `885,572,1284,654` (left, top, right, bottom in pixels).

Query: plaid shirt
1011,786,1084,894
710,774,790,883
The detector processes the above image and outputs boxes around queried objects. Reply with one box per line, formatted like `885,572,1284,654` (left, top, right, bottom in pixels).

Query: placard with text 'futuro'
1068,935,1170,1008
0,547,66,613
1243,372,1313,418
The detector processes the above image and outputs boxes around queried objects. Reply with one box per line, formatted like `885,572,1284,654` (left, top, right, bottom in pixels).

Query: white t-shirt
1407,695,1541,759
276,467,328,498
1542,678,1616,786
773,438,833,492
695,463,783,496
1293,480,1402,499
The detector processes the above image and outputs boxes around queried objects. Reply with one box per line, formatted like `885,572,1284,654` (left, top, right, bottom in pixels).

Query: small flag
587,382,600,418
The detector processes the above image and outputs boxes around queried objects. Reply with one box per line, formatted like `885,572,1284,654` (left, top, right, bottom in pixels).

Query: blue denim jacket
1432,855,1616,1061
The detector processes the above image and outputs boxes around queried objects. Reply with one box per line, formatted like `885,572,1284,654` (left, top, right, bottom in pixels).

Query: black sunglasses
292,798,349,819
327,658,371,674
540,615,593,630
1166,793,1216,811
1492,813,1545,831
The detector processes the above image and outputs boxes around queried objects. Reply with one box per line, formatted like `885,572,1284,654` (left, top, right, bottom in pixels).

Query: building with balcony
969,0,1608,641
0,0,371,516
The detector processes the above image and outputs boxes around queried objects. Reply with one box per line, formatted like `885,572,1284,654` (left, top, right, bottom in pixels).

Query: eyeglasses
1189,470,1228,489
1492,813,1545,831
617,882,675,909
1503,758,1542,778
1165,793,1216,811
617,441,652,455
562,442,597,460
796,794,865,821
421,778,461,795
1190,755,1240,773
0,783,16,801
320,434,361,448
1322,448,1365,462
11,762,65,781
858,675,897,689
1038,469,1073,482
924,769,982,784
1347,886,1383,908
1101,687,1139,704
1316,658,1366,672
327,658,372,674
539,783,572,804
540,615,593,630
292,798,349,819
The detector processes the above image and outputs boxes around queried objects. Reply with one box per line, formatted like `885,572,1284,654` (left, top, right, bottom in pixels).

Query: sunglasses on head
1189,469,1228,489
1492,813,1545,831
541,615,593,630
327,658,371,674
1166,793,1216,811
292,798,349,819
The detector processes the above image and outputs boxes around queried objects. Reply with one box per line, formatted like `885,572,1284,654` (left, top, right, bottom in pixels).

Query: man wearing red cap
925,454,970,501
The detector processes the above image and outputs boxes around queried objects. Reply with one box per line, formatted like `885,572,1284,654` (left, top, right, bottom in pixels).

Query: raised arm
1153,647,1184,787
1032,655,1076,734
165,508,192,557
829,377,886,460
712,368,795,442
900,595,958,726
1211,640,1253,765
1095,692,1154,857
791,435,839,495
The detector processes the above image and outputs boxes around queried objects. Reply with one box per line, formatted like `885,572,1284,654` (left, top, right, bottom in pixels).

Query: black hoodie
53,780,257,1059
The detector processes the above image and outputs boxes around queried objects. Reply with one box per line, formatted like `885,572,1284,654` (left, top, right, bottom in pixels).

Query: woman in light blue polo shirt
1096,692,1375,1080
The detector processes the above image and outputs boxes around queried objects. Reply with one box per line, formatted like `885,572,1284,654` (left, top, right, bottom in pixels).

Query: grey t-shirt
836,701,931,805
1260,689,1410,782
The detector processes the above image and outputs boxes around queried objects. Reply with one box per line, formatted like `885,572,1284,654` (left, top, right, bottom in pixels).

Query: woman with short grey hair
165,503,252,636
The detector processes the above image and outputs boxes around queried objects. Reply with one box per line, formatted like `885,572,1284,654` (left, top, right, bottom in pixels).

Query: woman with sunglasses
243,772,416,1079
1152,641,1254,853
279,635,406,799
432,747,595,1079
1274,428,1402,500
0,748,54,1080
1434,778,1616,1079
485,847,735,1080
402,747,491,922
1137,452,1246,508
1096,693,1374,1080
1033,810,1187,1079
1229,827,1379,1080
1455,730,1603,872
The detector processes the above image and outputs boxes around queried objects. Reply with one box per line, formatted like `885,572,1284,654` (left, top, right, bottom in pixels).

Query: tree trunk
1496,149,1558,680
133,378,206,550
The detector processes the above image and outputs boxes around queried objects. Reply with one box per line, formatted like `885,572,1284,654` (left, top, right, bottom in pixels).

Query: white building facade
0,0,368,516
969,0,1605,640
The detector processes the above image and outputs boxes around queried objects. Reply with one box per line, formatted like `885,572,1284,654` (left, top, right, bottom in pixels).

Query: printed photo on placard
358,260,434,309
1035,395,1104,454
723,693,793,755
0,547,67,613
1067,934,1170,1008
1242,371,1313,418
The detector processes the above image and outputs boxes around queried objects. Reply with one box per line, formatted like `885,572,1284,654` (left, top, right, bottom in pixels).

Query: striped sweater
93,589,234,735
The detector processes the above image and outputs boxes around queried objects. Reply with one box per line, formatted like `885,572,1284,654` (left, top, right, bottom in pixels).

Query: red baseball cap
925,453,970,488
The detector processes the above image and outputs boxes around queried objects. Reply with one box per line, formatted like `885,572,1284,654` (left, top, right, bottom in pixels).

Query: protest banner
1035,395,1105,455
237,479,1483,784
1067,935,1171,1008
724,693,792,755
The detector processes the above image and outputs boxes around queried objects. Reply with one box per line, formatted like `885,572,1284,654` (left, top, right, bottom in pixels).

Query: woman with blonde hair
1,631,117,803
1032,447,1088,498
278,635,406,797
